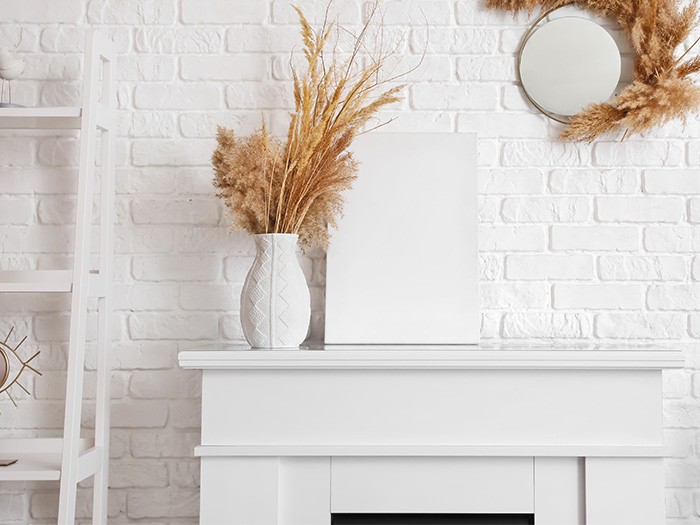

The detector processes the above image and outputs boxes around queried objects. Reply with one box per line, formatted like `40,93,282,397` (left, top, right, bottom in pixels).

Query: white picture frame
325,133,479,345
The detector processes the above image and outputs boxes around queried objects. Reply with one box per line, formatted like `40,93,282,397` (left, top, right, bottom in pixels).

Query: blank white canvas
325,133,479,345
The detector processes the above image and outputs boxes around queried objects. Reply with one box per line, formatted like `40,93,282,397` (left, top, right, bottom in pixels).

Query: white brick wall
0,0,699,522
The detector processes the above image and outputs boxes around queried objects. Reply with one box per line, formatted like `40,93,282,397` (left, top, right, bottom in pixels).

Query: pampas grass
487,0,700,141
213,4,404,248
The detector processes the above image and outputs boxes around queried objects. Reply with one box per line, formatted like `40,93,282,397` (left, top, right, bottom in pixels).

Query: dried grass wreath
486,0,700,141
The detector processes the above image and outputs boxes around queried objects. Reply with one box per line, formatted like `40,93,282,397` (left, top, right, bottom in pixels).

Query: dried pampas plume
486,0,700,141
213,3,405,248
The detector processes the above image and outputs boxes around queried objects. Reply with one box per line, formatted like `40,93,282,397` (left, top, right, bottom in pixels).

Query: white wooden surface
534,457,584,525
182,344,680,524
331,457,533,514
585,457,664,525
325,133,479,344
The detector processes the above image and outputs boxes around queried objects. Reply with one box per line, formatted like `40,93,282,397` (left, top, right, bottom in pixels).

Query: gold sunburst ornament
0,326,40,407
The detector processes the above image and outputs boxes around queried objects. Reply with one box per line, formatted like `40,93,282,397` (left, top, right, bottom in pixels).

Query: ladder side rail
58,29,101,525
92,38,116,525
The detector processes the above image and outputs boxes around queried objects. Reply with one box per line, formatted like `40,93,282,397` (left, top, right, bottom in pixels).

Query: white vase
240,233,311,348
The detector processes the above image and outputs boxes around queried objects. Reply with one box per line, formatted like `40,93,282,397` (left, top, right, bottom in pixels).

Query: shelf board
0,270,73,293
0,106,82,129
0,437,94,481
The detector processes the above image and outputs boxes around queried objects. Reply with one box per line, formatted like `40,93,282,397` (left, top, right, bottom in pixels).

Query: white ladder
0,31,116,524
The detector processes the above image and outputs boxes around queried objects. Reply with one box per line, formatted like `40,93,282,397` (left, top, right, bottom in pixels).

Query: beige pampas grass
213,4,404,248
487,0,700,141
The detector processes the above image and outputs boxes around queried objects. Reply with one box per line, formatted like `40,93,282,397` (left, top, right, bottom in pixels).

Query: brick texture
1,0,699,522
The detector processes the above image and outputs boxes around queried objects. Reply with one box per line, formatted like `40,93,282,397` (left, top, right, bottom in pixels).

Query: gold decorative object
487,0,700,141
0,326,40,407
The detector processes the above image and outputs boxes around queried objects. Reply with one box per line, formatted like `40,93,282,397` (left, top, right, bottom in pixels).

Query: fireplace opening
331,514,534,525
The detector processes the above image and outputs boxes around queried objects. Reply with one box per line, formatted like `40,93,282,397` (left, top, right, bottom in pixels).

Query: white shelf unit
0,31,116,524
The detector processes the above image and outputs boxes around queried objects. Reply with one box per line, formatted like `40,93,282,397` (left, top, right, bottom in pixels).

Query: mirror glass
519,16,621,118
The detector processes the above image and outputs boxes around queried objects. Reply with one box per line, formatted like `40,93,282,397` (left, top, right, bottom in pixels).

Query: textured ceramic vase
240,233,311,348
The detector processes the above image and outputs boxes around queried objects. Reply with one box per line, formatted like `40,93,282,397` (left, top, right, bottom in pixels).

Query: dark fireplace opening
332,514,534,525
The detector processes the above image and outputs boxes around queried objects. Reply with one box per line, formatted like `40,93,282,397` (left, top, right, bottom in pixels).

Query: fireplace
179,344,682,525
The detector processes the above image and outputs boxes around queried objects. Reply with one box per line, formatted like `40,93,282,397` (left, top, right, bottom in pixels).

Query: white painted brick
665,430,695,457
502,141,590,167
110,462,169,488
128,313,218,340
501,85,530,111
173,461,201,488
106,400,167,428
596,196,685,223
506,254,593,280
644,226,700,252
124,111,177,138
479,254,503,281
0,139,35,167
227,26,299,52
111,342,174,370
374,111,454,132
551,225,640,251
595,313,686,339
119,56,175,82
221,313,245,340
599,255,687,281
457,113,547,138
457,56,514,81
648,285,700,310
644,170,700,194
132,255,220,281
127,491,199,519
479,225,546,252
554,284,643,310
6,0,82,22
549,169,639,194
689,198,700,224
412,27,499,54
134,85,220,109
180,110,263,137
131,199,220,225
479,196,500,222
456,0,530,25
502,313,592,338
478,169,544,194
0,198,34,224
502,197,590,222
182,0,266,23
88,0,176,24
376,0,452,25
129,370,200,398
124,284,178,311
594,141,684,167
225,82,293,109
180,55,268,81
115,226,174,253
131,432,200,458
180,284,238,310
411,84,498,110
271,0,359,24
664,371,692,399
693,257,700,280
0,26,39,52
481,283,550,309
0,494,26,521
135,27,224,53
689,141,700,165
666,401,700,428
132,139,213,166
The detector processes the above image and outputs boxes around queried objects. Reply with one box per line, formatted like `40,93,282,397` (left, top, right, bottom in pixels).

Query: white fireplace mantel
179,344,684,525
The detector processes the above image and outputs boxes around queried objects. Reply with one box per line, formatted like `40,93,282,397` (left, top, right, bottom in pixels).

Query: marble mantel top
179,342,686,370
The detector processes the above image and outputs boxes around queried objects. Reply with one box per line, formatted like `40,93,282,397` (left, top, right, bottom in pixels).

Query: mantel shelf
179,343,686,370
0,106,82,129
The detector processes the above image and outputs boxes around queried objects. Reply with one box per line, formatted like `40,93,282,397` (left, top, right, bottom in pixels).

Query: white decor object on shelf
179,343,683,525
0,48,25,107
0,31,116,525
240,234,311,348
325,133,479,345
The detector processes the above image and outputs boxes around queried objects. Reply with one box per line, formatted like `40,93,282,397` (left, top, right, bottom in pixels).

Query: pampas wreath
487,0,700,141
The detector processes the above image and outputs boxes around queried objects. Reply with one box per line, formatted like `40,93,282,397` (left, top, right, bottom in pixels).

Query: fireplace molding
179,344,684,525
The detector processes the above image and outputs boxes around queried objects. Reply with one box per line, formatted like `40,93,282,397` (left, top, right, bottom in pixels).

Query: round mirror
518,16,621,120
